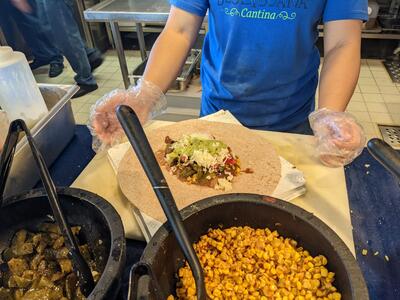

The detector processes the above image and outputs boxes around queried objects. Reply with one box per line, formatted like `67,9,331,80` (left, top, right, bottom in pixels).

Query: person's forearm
143,7,202,93
143,29,193,92
318,40,361,112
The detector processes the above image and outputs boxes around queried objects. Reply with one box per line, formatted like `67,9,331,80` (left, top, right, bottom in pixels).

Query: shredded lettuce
165,134,228,167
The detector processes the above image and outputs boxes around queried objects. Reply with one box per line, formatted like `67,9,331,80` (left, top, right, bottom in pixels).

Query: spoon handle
116,105,208,300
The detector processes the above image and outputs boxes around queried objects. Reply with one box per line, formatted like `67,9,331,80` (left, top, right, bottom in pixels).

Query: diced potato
58,259,73,274
8,275,31,289
11,230,27,247
12,243,34,256
1,223,100,299
0,287,13,300
52,237,65,250
7,259,28,277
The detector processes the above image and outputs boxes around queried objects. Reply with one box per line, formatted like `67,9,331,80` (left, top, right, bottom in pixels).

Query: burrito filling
163,134,241,191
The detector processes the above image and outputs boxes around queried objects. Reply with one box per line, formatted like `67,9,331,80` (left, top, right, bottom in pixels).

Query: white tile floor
347,60,400,140
34,50,142,125
33,52,400,141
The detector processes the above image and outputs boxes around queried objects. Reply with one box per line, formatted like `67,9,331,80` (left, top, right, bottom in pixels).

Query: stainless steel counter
84,0,174,88
84,0,171,23
84,0,207,89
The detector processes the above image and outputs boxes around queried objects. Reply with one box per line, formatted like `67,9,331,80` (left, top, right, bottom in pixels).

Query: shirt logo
219,0,309,21
225,8,296,20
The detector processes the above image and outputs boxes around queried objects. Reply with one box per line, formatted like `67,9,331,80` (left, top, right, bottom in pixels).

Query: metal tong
0,119,94,296
116,105,208,300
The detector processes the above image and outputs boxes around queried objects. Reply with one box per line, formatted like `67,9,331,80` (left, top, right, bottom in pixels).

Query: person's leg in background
0,1,20,50
42,0,103,98
12,0,65,77
85,46,103,72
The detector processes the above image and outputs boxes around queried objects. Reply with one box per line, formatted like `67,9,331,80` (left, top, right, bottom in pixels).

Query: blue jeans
0,0,63,65
41,0,96,85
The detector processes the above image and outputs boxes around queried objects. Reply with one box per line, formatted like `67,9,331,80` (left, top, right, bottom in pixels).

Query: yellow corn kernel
174,226,341,300
187,286,196,296
313,273,321,279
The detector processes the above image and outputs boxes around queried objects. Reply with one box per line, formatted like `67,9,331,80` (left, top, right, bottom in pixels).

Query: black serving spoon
116,105,208,300
0,120,94,296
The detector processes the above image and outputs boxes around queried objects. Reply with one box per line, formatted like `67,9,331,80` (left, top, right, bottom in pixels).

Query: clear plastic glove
88,78,167,152
309,108,366,167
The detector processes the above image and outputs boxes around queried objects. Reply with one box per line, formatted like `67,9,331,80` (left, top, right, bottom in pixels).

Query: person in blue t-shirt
91,0,368,167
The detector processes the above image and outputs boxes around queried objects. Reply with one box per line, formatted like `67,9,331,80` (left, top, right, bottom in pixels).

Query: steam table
44,124,400,300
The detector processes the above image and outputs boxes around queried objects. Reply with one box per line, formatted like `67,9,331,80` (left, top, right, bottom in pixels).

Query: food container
0,188,126,299
0,46,49,128
129,195,369,300
131,49,201,92
3,84,78,198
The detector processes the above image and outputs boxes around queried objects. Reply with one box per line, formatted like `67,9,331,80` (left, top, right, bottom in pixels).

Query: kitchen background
1,0,399,145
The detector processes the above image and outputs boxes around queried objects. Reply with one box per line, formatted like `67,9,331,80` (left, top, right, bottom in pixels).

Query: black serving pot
0,187,126,300
131,194,369,300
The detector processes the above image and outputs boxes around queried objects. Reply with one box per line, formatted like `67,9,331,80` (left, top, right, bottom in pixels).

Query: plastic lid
0,46,13,61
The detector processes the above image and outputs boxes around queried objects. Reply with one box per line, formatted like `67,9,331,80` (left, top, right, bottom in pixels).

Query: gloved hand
88,78,167,152
309,108,366,167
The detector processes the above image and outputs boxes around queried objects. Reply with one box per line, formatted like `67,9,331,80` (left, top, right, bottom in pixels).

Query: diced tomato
226,157,236,165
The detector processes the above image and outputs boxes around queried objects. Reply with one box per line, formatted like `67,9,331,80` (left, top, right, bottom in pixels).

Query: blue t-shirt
170,0,368,131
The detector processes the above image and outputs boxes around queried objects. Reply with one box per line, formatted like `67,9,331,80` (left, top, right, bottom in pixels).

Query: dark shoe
30,59,50,70
72,84,98,98
49,63,64,78
89,55,104,72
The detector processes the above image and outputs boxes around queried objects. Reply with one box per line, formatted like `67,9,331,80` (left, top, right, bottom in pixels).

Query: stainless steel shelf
84,0,171,23
84,0,209,23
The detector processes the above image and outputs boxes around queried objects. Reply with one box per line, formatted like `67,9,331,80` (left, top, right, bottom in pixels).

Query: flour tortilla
117,120,281,222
